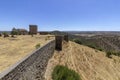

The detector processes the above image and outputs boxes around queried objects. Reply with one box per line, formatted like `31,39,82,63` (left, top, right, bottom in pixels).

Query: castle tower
29,25,38,34
55,36,62,51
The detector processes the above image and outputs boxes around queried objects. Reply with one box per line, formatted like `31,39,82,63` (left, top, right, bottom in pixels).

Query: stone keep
0,33,2,37
29,25,38,34
55,36,62,51
64,35,69,42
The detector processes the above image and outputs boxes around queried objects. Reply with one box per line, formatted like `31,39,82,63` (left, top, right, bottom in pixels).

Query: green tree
11,27,18,37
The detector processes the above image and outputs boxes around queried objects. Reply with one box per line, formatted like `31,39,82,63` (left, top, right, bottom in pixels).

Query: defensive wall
0,35,69,80
0,40,55,80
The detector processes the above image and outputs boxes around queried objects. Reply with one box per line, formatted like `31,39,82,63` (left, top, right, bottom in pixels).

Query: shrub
98,48,104,51
106,51,120,58
11,27,19,36
86,44,96,49
31,34,34,37
45,37,48,41
73,39,104,52
3,32,9,38
73,39,82,44
106,51,112,58
45,36,50,41
35,43,41,49
47,36,50,39
52,65,81,80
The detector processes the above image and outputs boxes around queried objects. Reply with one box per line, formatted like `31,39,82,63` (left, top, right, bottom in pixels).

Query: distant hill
50,30,68,35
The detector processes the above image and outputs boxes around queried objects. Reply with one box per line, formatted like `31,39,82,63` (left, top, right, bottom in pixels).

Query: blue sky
0,0,120,31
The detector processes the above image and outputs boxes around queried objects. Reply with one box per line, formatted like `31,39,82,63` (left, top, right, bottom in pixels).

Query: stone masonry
0,40,55,80
55,36,62,51
29,25,38,34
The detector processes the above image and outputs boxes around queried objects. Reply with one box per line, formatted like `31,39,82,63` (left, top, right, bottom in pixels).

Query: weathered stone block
0,34,2,37
55,36,62,51
64,35,69,42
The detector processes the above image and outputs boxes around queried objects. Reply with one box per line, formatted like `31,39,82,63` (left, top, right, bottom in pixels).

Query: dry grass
0,35,54,73
45,41,120,80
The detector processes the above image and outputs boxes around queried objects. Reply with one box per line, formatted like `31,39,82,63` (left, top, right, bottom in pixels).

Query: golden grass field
0,35,54,73
45,41,120,80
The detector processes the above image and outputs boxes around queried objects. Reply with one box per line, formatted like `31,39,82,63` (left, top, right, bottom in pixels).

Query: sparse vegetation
31,34,34,37
73,39,103,51
73,39,82,44
11,27,19,36
47,36,50,39
106,51,120,58
45,37,48,41
3,32,9,38
69,34,120,57
45,40,120,80
45,36,50,41
11,27,28,36
52,65,81,80
35,43,41,49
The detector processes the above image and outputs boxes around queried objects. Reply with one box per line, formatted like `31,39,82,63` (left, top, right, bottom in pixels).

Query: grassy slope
45,41,120,80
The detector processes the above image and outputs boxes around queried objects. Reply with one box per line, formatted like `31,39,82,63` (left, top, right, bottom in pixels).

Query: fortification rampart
0,40,55,80
0,34,69,80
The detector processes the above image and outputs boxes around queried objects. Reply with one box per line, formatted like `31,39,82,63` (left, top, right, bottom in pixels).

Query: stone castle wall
0,40,55,80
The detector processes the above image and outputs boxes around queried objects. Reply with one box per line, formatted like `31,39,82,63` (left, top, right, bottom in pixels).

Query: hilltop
45,41,120,80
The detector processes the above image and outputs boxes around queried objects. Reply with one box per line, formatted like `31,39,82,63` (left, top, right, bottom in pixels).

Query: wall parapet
0,40,55,80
